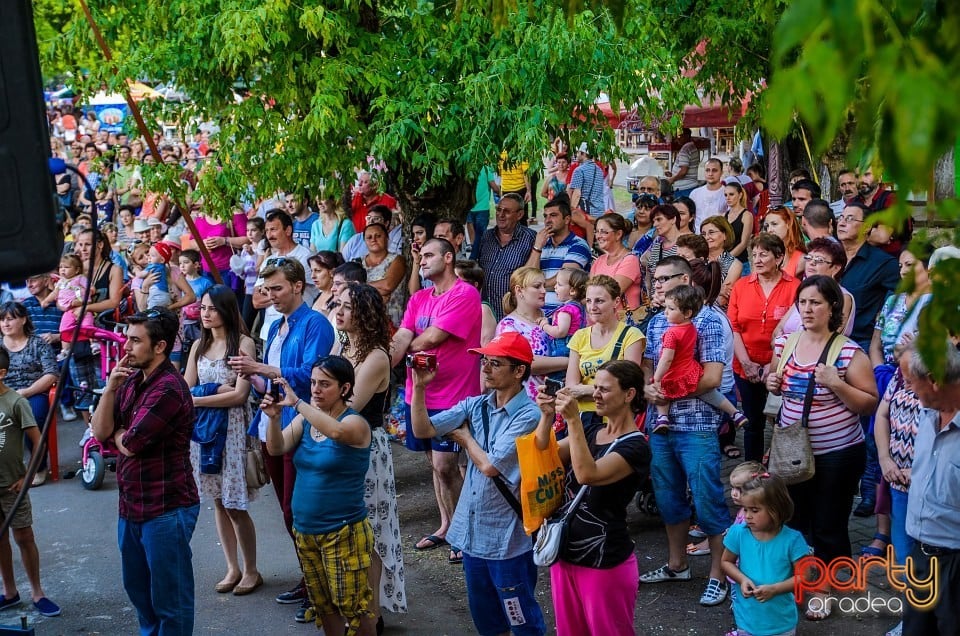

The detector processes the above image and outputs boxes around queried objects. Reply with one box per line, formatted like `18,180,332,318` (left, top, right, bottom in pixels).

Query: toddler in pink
42,254,94,360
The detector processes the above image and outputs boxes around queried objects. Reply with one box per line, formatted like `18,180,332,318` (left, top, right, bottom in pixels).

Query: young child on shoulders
721,473,809,636
43,254,94,362
651,284,748,434
140,242,175,309
0,349,61,617
538,268,588,375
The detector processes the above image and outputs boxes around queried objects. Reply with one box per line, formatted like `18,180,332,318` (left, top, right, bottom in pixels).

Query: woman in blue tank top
262,356,375,635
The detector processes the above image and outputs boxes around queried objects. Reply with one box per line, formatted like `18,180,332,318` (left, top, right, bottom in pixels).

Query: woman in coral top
727,233,801,461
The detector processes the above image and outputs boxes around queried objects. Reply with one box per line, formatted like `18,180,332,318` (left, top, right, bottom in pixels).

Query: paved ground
1,414,904,635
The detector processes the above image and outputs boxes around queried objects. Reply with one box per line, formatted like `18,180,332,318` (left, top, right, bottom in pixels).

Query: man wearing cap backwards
409,330,547,636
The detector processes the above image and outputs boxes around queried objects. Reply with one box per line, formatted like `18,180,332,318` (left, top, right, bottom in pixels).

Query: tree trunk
391,167,474,225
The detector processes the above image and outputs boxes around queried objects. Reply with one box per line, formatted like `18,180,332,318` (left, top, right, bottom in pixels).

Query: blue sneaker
33,597,61,617
0,593,20,611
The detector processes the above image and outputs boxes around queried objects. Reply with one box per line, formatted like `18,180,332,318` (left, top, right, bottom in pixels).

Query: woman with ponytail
496,267,568,400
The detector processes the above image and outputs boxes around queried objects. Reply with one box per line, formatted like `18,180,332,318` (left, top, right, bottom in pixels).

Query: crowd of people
0,115,955,636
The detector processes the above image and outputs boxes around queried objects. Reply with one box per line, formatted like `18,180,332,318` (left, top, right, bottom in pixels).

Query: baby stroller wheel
81,450,106,490
635,491,659,516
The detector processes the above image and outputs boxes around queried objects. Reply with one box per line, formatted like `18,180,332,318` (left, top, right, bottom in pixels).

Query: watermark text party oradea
794,547,938,615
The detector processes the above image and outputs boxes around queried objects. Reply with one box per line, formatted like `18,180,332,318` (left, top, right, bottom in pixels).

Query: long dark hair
339,282,390,364
197,285,247,359
689,258,723,306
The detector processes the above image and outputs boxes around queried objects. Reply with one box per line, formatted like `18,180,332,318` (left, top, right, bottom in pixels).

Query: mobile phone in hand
544,378,563,397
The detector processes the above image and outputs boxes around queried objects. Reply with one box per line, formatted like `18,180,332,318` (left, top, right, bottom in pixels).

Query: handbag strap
481,401,524,518
560,430,644,521
800,333,839,428
609,325,630,361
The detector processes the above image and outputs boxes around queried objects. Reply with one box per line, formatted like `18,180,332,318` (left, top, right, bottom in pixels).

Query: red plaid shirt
114,359,198,523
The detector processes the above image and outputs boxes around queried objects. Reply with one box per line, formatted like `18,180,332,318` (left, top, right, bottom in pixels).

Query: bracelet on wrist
294,398,303,411
532,246,543,253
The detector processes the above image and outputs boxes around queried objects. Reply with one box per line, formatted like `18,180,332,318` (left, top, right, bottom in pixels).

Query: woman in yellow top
564,275,645,426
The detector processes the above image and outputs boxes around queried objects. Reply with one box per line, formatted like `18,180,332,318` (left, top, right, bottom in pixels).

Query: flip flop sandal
414,534,448,551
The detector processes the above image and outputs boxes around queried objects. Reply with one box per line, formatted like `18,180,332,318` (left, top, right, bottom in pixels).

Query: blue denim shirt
431,390,539,560
644,305,730,432
248,302,334,436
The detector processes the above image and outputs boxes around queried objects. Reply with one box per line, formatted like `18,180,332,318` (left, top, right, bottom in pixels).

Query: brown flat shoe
215,577,241,593
233,574,264,596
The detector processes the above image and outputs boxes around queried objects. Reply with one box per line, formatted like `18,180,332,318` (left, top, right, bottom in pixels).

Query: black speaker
0,0,61,280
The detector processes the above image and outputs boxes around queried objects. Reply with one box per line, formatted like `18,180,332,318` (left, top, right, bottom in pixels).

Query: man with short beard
91,308,199,635
856,165,895,211
392,238,480,564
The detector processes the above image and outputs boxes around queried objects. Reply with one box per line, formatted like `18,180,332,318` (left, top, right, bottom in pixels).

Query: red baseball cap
152,242,174,264
468,331,533,365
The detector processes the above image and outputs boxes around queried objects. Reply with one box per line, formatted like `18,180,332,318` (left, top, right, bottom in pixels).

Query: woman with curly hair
333,282,406,630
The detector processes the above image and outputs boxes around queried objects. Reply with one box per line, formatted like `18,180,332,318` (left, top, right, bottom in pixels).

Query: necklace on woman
514,310,542,324
606,248,628,264
310,405,348,442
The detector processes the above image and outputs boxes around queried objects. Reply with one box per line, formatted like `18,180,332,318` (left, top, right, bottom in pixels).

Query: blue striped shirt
541,231,592,314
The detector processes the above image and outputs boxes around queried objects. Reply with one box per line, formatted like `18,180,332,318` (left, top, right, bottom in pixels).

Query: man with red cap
409,331,547,636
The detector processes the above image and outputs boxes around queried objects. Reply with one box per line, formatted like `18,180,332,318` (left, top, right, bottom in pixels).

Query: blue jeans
26,394,50,471
462,551,545,636
859,420,880,503
118,504,200,636
466,208,490,259
649,430,730,536
889,488,914,566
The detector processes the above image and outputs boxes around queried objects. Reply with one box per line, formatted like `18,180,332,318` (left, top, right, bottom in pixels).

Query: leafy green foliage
52,0,697,219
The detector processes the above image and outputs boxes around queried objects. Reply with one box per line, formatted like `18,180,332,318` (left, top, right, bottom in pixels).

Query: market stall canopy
595,95,750,131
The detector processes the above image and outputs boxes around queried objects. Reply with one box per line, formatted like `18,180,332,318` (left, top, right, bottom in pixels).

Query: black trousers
787,443,865,562
734,374,768,462
903,545,960,636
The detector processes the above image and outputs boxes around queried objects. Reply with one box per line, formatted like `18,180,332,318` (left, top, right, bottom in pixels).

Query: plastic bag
516,429,565,535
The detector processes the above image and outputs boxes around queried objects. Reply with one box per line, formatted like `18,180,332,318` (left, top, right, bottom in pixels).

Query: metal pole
77,0,223,284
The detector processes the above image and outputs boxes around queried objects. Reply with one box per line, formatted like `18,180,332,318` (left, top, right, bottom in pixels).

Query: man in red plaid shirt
92,308,199,635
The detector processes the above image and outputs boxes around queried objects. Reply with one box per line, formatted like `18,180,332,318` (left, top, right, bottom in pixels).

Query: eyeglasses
479,357,516,369
652,273,684,286
838,214,863,223
802,255,834,266
701,230,722,237
142,308,164,320
495,206,520,214
266,256,292,266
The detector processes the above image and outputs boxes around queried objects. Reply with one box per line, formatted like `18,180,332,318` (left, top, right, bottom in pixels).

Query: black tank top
92,260,114,302
358,389,388,429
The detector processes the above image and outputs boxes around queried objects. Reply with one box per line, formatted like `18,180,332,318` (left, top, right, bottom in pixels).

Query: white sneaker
31,470,47,487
